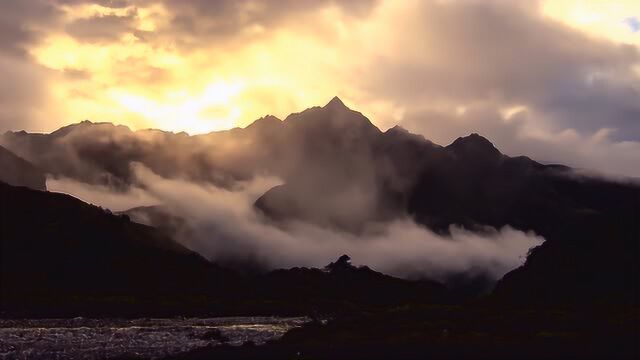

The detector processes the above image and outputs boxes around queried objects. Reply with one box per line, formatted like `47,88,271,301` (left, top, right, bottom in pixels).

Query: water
0,317,309,359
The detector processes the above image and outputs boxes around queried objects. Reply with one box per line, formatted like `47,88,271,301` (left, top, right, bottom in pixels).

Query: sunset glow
13,0,634,135
2,0,640,177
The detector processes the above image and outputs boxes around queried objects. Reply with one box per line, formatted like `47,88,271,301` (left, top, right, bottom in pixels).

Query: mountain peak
386,125,410,134
50,120,123,137
245,115,282,129
283,96,381,136
383,125,438,146
324,96,349,110
448,133,501,159
450,133,494,147
325,254,357,273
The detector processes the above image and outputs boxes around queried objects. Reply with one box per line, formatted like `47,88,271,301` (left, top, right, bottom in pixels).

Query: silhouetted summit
385,125,410,135
326,254,353,271
324,96,349,110
447,133,502,161
383,125,435,147
245,115,282,130
285,96,380,137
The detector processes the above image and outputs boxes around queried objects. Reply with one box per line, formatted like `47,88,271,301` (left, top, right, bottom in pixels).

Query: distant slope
0,145,46,191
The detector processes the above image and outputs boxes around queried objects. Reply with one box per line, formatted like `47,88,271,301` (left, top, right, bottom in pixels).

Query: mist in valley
48,163,543,282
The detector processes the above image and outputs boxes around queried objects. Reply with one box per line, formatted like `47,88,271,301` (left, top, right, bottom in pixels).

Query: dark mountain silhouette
257,255,447,313
493,197,640,305
0,181,245,317
0,182,447,317
117,205,190,242
2,98,639,305
0,145,46,191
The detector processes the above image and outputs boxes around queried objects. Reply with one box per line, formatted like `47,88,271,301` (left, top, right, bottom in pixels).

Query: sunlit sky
1,0,640,176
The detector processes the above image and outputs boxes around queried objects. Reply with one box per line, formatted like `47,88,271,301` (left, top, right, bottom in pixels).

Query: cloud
624,16,640,33
0,56,61,133
47,175,159,211
157,0,378,43
353,1,639,137
48,164,543,282
399,102,640,178
55,0,134,7
336,0,640,177
65,12,138,42
0,0,67,132
0,0,61,56
2,0,640,178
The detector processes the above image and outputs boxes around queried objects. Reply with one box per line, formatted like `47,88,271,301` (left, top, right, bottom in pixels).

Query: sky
1,0,640,176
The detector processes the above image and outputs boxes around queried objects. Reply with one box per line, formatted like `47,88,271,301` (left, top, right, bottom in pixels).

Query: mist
47,175,160,212
47,163,543,282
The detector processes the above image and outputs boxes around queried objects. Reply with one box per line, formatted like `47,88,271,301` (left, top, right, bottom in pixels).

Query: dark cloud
0,0,60,56
157,0,378,46
0,0,149,53
55,0,134,7
302,0,640,177
356,1,640,141
65,12,137,42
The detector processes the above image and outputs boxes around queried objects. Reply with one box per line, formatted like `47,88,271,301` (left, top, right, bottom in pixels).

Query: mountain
0,181,245,317
117,205,191,242
2,98,639,305
0,145,46,191
493,195,640,304
257,255,447,313
0,182,448,317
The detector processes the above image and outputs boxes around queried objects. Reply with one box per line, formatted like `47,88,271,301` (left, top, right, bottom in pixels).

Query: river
0,316,309,359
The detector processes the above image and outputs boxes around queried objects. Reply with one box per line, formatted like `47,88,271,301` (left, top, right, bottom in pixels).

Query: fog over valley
47,164,543,281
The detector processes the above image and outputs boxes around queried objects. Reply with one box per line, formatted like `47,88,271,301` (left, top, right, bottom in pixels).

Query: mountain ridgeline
1,97,639,306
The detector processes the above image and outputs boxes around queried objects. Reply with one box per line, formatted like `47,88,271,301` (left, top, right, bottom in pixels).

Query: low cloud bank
47,176,159,212
47,164,543,282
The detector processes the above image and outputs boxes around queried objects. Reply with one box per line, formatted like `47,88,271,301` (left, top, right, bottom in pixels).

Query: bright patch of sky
624,16,640,32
